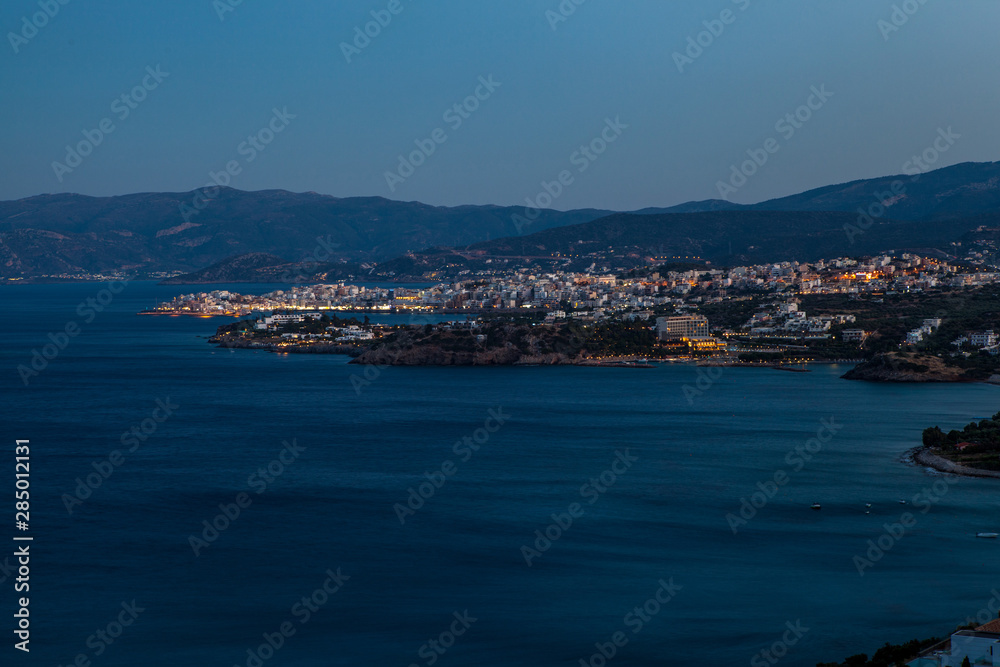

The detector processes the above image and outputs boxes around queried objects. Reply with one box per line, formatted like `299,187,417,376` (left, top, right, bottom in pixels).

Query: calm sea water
3,281,1000,666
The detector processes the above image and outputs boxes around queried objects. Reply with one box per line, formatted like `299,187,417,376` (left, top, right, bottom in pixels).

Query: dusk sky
3,0,998,209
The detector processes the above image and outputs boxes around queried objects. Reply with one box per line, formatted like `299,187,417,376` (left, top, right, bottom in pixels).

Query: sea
3,280,1000,666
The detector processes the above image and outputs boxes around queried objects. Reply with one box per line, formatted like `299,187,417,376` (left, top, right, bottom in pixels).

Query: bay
3,281,999,666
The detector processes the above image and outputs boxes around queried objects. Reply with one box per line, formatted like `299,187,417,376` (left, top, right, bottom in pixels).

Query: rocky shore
910,447,1000,479
210,333,364,356
346,335,658,366
349,344,579,366
842,353,974,382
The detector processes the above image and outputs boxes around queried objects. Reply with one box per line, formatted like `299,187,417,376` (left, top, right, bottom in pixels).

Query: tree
962,656,971,667
922,426,946,448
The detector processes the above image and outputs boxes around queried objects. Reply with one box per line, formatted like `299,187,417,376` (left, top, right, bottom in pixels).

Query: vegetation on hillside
923,411,1000,470
816,636,941,667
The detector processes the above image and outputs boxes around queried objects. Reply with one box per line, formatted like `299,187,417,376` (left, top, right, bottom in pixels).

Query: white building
908,619,1000,666
656,315,708,341
971,331,998,348
334,325,374,341
943,621,1000,666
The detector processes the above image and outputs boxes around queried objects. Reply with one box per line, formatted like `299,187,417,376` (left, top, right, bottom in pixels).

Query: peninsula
184,250,1000,379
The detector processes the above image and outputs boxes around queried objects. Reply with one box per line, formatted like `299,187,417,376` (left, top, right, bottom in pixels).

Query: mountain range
3,161,999,281
0,189,612,278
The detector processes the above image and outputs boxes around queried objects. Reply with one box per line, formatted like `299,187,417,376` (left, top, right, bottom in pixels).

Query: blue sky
2,0,998,209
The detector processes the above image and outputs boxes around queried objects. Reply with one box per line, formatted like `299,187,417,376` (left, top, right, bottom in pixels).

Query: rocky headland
842,352,978,382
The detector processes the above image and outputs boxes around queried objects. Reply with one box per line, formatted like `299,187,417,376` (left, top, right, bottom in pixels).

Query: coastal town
11,6,1000,666
146,252,1000,319
148,252,1000,369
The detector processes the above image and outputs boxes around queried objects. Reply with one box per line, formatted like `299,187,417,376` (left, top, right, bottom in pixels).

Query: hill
0,189,613,278
398,208,986,275
750,160,1000,220
167,205,991,284
4,160,1000,280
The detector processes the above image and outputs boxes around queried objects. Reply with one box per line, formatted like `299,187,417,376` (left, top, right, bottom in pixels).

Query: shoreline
143,307,544,316
200,331,1000,386
909,447,1000,480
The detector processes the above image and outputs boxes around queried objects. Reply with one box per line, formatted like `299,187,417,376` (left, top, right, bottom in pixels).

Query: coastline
203,333,1000,385
210,334,659,367
910,447,1000,480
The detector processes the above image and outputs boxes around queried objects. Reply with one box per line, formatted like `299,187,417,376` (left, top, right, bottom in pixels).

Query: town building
842,329,868,343
925,619,1000,666
971,331,998,348
656,315,709,341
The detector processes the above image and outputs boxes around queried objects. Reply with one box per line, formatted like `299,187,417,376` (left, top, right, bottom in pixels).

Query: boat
810,503,821,510
976,532,999,539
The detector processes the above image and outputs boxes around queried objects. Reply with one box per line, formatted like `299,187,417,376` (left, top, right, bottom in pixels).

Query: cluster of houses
153,252,1000,330
743,300,857,339
906,318,943,345
252,312,374,342
951,330,1000,355
254,312,323,330
898,317,1000,354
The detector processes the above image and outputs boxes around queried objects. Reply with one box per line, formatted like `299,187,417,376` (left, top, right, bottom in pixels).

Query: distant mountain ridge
0,189,616,278
748,160,1000,220
456,208,985,266
2,161,999,279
